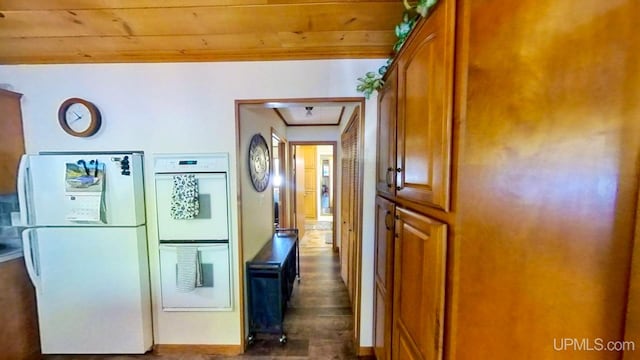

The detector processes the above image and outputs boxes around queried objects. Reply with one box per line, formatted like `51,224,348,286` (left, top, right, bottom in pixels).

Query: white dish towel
170,174,200,220
176,247,203,292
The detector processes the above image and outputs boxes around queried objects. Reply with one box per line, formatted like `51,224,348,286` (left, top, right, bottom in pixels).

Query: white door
155,173,229,241
24,153,145,226
159,244,231,310
22,226,152,354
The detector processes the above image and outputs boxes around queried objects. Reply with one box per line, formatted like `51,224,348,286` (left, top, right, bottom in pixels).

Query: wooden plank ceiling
0,0,404,64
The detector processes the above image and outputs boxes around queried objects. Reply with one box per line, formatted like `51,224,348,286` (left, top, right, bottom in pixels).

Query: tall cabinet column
0,89,41,359
373,0,640,359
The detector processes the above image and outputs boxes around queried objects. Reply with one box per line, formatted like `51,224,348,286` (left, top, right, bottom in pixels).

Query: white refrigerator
18,152,153,354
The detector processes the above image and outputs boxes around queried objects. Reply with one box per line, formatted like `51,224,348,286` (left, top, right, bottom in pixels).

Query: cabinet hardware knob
396,167,403,173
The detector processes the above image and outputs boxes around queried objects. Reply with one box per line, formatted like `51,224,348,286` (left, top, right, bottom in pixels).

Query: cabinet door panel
376,66,398,197
396,322,421,360
374,286,386,359
396,0,454,211
0,89,25,193
374,196,395,360
392,207,447,360
375,197,395,290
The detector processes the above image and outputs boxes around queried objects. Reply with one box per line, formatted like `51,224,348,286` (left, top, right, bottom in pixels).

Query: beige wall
239,106,286,261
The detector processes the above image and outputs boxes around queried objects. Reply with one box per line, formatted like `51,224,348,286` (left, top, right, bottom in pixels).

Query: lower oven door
159,243,231,311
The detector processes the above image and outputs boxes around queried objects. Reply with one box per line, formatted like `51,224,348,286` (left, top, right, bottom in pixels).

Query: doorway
236,98,365,355
271,129,287,229
291,143,336,251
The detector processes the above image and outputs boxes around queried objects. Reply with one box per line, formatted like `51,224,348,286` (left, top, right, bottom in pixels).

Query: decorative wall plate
248,134,270,192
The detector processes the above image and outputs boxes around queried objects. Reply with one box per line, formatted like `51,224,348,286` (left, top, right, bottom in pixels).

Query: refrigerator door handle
22,229,40,288
17,155,30,226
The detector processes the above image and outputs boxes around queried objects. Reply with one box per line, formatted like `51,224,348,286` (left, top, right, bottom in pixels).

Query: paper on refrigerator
64,161,106,223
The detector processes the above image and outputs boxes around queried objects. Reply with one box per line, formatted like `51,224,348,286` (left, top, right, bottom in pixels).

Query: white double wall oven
154,153,233,311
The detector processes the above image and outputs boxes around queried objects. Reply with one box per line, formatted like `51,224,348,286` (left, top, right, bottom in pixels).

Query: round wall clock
58,97,102,137
248,133,270,192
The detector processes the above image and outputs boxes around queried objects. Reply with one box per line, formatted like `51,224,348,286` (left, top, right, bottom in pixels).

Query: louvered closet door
340,113,361,305
340,132,352,289
340,126,354,299
351,119,361,312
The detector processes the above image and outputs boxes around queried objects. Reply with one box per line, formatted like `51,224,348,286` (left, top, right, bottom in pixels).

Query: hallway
45,223,364,360
238,220,360,359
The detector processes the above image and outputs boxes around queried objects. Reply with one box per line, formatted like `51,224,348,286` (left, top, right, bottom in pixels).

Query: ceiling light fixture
305,106,313,117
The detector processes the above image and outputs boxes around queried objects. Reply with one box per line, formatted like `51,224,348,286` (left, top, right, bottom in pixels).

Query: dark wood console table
246,228,299,344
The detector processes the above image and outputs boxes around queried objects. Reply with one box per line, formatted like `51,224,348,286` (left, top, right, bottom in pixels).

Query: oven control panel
153,153,229,173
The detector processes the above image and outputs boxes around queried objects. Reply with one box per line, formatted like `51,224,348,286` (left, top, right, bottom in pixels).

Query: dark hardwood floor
45,222,366,359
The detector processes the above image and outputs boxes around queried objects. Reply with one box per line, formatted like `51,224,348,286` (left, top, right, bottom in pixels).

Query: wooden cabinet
395,0,454,212
374,0,640,359
373,196,395,360
374,200,447,360
451,1,640,358
0,259,40,360
392,208,446,360
374,0,455,212
373,198,448,360
0,89,25,194
376,67,397,198
373,1,455,359
0,89,39,359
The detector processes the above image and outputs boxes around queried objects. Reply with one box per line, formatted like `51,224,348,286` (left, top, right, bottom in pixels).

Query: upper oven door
155,172,229,241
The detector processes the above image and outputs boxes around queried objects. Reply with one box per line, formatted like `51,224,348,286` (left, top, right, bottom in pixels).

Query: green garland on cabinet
356,0,438,99
404,0,438,17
